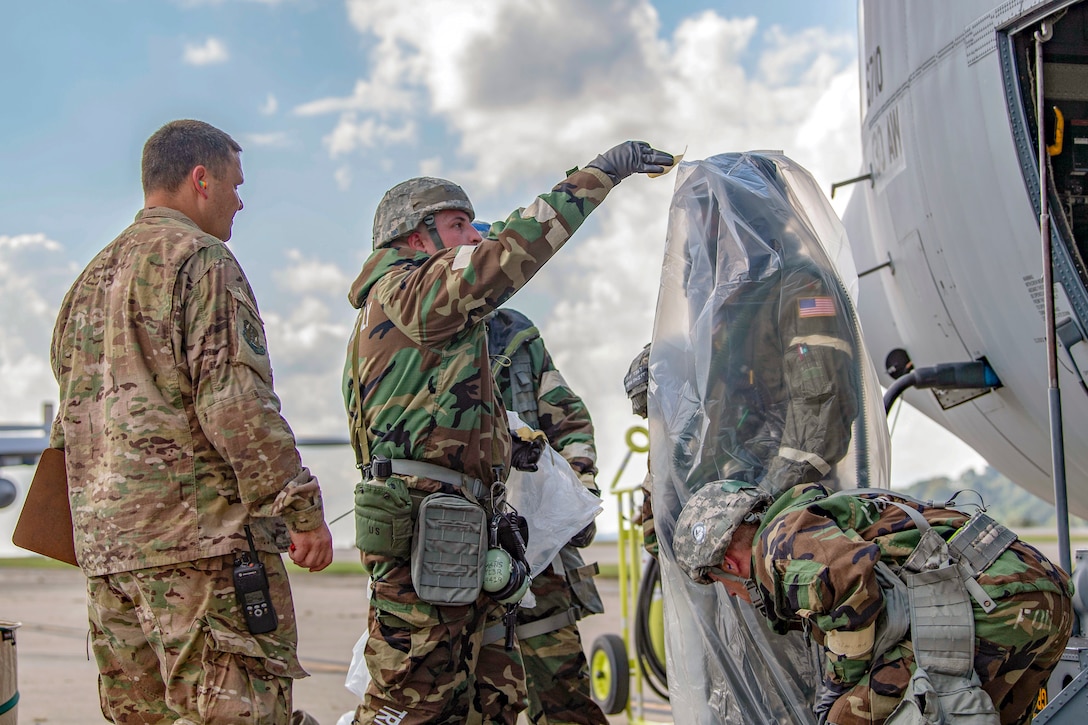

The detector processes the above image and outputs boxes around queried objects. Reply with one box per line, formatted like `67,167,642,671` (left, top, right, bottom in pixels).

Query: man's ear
191,165,209,199
404,230,427,252
722,552,740,573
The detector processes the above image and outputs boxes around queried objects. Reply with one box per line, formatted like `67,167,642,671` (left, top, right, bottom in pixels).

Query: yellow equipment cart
588,426,671,724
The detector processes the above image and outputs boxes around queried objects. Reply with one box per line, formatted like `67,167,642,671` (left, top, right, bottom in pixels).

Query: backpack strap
504,344,540,429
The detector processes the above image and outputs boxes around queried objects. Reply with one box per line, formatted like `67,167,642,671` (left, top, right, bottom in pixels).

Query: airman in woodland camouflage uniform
344,141,672,725
487,307,607,725
622,343,657,556
673,481,1073,725
50,119,334,724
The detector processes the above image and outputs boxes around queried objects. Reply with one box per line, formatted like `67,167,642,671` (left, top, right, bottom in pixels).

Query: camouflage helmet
372,177,475,249
673,480,773,584
624,343,651,418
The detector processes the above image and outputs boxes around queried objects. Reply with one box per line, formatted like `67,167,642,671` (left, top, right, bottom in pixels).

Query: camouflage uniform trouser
354,551,526,725
517,563,607,725
87,551,307,724
826,586,1074,725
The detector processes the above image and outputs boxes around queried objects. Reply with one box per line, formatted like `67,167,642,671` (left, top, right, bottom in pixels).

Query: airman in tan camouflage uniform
344,141,673,725
487,307,607,725
50,119,334,724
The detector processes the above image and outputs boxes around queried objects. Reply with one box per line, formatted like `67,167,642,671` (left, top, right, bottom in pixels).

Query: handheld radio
233,525,278,634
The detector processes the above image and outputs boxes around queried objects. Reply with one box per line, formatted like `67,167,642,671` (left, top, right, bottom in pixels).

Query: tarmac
0,542,670,725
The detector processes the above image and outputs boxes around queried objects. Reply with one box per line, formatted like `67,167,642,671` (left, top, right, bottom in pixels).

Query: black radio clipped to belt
233,525,277,634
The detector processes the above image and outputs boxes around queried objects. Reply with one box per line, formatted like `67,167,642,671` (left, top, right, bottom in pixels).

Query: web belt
387,459,489,501
483,607,580,647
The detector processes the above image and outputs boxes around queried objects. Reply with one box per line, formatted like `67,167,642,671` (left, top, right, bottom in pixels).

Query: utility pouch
948,511,1017,578
560,547,604,615
411,493,488,606
354,475,413,567
871,561,910,663
901,529,976,678
885,667,999,725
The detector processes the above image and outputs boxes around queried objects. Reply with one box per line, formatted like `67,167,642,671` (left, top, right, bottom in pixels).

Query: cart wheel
590,633,630,714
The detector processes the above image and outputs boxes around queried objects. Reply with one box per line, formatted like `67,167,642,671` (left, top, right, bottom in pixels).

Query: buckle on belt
373,457,489,500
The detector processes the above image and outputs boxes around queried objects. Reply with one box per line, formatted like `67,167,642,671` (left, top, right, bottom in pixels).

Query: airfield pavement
0,541,675,725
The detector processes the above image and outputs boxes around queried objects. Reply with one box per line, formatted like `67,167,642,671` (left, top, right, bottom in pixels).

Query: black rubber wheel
589,632,630,715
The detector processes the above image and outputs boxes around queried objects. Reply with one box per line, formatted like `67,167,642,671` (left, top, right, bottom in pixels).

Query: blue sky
0,0,986,547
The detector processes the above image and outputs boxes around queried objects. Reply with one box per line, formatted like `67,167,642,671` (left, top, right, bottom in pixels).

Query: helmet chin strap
711,566,769,618
422,214,445,250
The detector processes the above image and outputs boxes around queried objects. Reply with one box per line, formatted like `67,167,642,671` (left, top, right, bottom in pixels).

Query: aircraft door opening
1007,1,1088,322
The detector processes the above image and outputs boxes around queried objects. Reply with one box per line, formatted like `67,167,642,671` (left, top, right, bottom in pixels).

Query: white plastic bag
344,629,371,699
505,412,602,577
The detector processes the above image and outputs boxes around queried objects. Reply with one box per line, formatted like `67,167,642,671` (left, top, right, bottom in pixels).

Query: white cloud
0,233,62,253
183,37,230,66
313,1,858,193
294,77,417,117
418,157,443,177
260,93,278,115
886,401,988,488
293,0,869,491
242,131,289,147
334,165,353,191
274,249,354,294
263,251,357,436
758,25,854,86
323,113,417,157
0,234,74,425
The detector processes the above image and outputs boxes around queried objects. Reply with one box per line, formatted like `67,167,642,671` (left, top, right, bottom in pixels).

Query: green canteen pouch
411,493,488,606
354,476,413,562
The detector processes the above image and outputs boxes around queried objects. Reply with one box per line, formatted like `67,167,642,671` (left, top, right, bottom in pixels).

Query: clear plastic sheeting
505,412,603,578
648,152,890,724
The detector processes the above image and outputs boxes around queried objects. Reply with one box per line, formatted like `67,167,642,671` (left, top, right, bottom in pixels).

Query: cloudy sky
0,0,986,547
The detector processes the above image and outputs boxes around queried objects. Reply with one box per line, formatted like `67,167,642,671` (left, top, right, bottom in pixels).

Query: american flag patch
798,296,836,318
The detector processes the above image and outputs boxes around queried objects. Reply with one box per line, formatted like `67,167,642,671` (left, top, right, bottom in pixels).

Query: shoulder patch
798,296,836,318
242,318,267,356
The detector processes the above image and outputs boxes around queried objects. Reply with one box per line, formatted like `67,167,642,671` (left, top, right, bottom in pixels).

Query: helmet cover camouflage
372,177,475,249
673,480,772,584
624,343,651,418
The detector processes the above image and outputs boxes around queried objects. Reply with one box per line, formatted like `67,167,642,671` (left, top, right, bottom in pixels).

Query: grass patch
0,556,77,570
285,559,366,576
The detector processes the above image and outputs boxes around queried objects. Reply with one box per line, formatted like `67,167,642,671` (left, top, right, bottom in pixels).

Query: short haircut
141,120,242,194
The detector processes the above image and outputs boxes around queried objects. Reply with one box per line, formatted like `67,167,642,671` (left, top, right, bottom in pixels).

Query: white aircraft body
844,0,1088,518
0,405,51,469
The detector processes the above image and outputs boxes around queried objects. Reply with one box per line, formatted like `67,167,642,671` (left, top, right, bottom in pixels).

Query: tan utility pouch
411,493,487,605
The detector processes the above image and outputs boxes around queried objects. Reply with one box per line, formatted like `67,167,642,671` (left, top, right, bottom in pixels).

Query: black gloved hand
511,435,545,471
813,678,849,725
568,521,596,548
587,141,674,184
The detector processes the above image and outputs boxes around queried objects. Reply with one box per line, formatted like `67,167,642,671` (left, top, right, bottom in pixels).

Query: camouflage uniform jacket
751,482,1072,689
684,262,859,495
487,308,598,483
344,168,613,484
50,207,325,577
